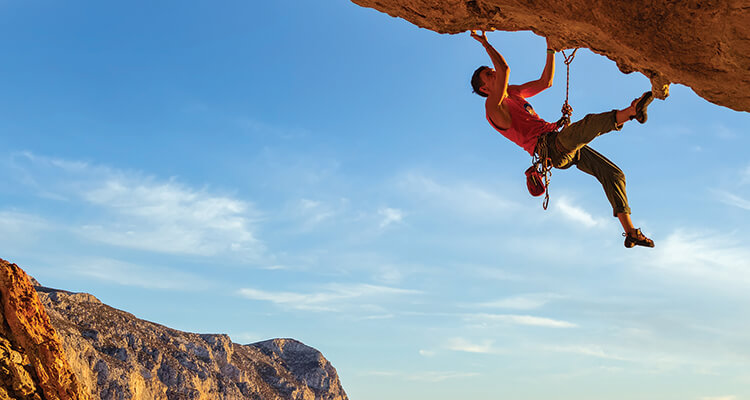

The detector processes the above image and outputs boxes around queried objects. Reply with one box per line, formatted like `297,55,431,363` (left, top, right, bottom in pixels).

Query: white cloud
296,198,336,227
700,396,737,400
363,370,480,382
716,190,750,211
378,207,404,228
445,337,503,354
9,152,263,259
476,293,563,310
419,349,436,357
546,345,632,361
262,265,290,271
466,313,577,328
644,230,750,287
237,283,421,312
554,197,605,228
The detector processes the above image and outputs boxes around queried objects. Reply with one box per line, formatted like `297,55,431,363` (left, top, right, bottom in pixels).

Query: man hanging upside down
470,30,655,248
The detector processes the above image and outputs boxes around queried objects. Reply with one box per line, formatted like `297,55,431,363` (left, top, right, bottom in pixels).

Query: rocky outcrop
351,0,750,112
37,282,349,400
2,258,349,400
0,258,89,400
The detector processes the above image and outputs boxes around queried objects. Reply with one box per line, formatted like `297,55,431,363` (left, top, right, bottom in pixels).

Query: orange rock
0,258,89,400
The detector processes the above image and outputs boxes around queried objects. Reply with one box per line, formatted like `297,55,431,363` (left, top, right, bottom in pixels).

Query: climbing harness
526,48,578,210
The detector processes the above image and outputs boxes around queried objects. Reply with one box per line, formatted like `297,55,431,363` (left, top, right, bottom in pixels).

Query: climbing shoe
623,228,655,248
630,91,653,124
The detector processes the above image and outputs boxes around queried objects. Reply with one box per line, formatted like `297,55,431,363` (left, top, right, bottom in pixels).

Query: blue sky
2,1,750,399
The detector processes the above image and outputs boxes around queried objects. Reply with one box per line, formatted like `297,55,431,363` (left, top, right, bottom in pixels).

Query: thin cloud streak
475,293,564,310
237,283,421,312
362,370,480,382
546,345,632,362
715,190,750,211
466,313,577,328
445,337,503,355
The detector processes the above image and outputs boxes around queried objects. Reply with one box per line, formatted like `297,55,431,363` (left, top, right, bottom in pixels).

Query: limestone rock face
37,284,349,400
351,0,750,112
0,258,89,400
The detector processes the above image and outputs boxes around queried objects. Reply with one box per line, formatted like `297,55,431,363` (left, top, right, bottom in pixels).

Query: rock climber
470,30,655,248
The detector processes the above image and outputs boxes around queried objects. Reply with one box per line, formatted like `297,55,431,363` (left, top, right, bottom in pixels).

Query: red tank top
486,91,558,156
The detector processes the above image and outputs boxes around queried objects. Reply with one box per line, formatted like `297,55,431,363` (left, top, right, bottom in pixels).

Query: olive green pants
541,110,631,217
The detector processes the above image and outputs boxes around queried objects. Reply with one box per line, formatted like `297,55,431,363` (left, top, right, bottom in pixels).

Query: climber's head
471,65,492,98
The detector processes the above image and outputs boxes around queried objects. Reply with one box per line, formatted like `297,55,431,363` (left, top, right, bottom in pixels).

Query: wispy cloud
9,152,263,259
362,370,480,382
546,345,632,361
475,293,564,310
715,190,750,211
644,230,750,287
701,396,737,400
465,313,577,328
237,283,421,311
444,337,503,354
554,197,606,228
378,207,404,228
292,198,338,230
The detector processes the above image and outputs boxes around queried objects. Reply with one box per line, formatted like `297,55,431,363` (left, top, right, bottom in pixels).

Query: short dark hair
471,66,490,98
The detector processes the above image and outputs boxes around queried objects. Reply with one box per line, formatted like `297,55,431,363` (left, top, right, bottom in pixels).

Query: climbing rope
557,48,578,128
533,47,578,210
532,137,553,210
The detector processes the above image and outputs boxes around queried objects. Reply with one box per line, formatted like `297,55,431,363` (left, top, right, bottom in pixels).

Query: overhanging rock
351,0,750,113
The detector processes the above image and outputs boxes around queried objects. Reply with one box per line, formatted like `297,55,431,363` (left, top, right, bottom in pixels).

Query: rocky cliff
1,258,349,400
0,259,88,400
351,0,750,112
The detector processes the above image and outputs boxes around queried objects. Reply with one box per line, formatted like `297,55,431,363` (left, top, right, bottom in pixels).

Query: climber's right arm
471,30,510,102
